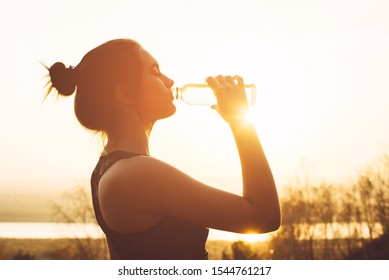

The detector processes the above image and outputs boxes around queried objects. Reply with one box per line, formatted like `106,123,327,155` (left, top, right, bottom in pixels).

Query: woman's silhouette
46,39,280,259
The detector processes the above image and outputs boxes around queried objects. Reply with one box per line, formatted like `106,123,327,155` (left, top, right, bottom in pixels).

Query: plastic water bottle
172,84,257,106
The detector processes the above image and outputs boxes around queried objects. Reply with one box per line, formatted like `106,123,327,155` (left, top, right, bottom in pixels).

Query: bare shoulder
97,155,169,232
98,155,192,212
98,155,163,202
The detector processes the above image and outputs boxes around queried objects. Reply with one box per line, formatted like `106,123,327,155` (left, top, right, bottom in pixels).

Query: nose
163,74,174,88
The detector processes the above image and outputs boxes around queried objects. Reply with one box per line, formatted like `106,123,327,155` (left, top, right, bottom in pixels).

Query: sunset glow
1,0,389,251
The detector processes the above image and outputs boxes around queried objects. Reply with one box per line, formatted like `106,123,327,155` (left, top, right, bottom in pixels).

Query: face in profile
136,48,176,123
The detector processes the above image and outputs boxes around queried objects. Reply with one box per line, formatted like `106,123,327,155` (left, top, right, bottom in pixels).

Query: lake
3,221,379,242
0,222,270,242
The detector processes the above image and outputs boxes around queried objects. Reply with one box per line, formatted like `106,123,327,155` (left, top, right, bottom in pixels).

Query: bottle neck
171,87,180,100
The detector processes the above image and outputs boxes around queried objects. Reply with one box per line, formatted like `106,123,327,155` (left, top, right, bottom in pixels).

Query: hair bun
49,62,77,96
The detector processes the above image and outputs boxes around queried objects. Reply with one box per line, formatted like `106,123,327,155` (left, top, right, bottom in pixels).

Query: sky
1,0,389,197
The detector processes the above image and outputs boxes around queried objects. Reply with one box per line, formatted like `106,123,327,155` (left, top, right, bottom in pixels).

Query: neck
104,117,153,156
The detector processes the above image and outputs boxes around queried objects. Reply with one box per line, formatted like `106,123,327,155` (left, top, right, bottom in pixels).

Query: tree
230,241,259,260
51,185,108,259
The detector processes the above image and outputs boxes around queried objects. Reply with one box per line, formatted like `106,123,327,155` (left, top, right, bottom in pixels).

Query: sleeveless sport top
90,151,209,259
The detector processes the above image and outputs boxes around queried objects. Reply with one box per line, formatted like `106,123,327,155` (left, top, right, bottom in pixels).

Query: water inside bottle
173,84,256,106
181,85,217,105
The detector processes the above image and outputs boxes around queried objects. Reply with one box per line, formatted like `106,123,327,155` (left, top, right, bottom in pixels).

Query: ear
114,85,136,105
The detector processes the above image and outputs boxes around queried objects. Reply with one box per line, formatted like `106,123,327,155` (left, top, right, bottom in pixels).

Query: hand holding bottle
206,75,250,124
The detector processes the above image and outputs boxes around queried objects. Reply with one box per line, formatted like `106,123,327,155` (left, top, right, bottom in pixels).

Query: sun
246,107,257,124
239,233,270,243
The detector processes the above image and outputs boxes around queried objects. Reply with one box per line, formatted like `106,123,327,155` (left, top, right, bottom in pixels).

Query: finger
216,75,227,85
225,75,234,85
234,75,244,87
206,76,219,90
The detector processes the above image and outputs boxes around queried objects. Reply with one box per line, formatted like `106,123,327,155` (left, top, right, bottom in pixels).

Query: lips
168,91,174,101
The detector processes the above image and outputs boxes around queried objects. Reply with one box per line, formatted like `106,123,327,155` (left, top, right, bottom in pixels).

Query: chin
152,103,176,122
163,103,176,118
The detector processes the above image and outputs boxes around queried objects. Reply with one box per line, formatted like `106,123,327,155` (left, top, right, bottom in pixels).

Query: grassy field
0,238,267,260
2,235,388,260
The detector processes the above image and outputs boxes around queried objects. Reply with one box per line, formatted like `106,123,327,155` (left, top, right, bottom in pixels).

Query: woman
46,38,280,260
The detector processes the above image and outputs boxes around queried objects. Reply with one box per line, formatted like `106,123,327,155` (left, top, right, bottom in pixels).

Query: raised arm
207,75,281,232
229,122,280,232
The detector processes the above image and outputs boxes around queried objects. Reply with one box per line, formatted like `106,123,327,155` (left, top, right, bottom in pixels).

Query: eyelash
153,67,161,75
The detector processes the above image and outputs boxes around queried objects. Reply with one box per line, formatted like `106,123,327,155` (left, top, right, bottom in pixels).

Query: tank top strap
91,151,145,188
